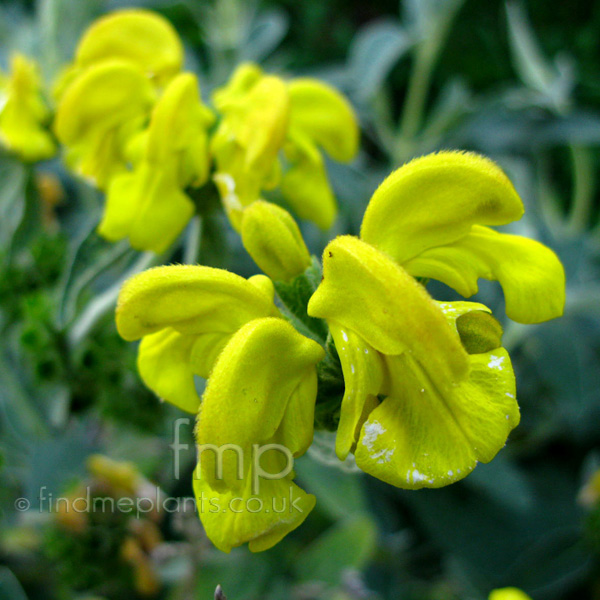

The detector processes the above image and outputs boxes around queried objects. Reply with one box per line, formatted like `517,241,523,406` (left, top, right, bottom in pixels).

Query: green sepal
273,256,329,343
313,333,344,431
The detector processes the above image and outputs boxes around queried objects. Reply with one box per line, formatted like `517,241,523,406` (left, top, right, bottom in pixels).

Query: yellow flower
211,63,359,230
308,236,519,488
116,265,279,413
86,454,141,496
54,60,155,187
116,265,324,553
194,317,323,552
98,73,214,252
281,78,359,229
489,588,532,600
73,9,183,87
54,9,184,187
240,200,311,282
54,8,183,98
361,151,565,323
0,54,55,162
211,65,290,229
306,151,564,487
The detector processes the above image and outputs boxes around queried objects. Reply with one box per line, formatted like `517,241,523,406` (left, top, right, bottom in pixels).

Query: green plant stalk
395,41,438,162
566,145,595,234
394,0,464,164
184,216,203,265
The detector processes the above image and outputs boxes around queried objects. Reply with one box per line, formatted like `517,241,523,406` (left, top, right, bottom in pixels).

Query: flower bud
456,310,503,354
241,200,311,282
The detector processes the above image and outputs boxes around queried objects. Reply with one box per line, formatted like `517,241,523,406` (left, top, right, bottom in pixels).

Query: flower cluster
117,267,323,552
116,151,565,552
49,454,163,597
211,62,358,231
0,9,359,253
0,3,566,559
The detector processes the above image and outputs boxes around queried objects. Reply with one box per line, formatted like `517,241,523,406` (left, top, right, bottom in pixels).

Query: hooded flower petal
404,225,566,323
143,73,213,175
116,266,278,410
116,266,277,341
192,317,321,553
360,152,524,264
196,317,324,491
75,9,183,87
308,236,470,394
275,369,320,457
211,63,263,110
98,73,213,251
211,63,357,231
54,60,155,187
212,72,289,201
280,131,337,229
100,163,194,252
359,151,565,324
193,466,316,553
240,200,311,282
309,238,519,489
287,78,359,163
234,76,289,173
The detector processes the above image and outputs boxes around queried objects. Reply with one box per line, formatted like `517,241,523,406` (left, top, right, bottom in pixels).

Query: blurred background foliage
1,0,599,599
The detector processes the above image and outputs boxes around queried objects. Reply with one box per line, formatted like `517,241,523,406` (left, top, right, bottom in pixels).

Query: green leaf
505,2,574,111
295,514,377,585
0,567,29,600
0,155,27,256
348,19,412,102
58,229,134,328
242,8,289,62
192,548,270,600
464,454,535,512
295,452,367,520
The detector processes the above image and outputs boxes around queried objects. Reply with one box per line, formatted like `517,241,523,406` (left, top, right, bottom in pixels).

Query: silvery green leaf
402,0,465,37
348,19,412,102
307,431,361,473
422,77,473,140
539,112,600,145
0,156,27,255
506,2,575,112
506,2,555,93
295,452,367,520
294,515,377,585
58,229,133,328
240,8,289,62
464,454,535,512
0,567,29,600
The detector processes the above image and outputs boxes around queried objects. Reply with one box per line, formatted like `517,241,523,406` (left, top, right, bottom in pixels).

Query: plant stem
566,145,594,234
394,0,465,164
184,216,203,265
